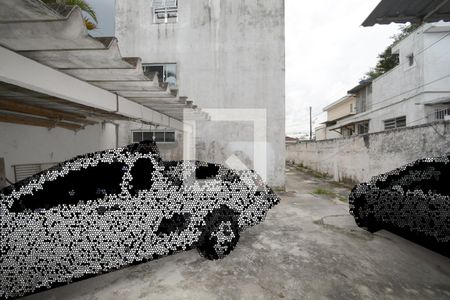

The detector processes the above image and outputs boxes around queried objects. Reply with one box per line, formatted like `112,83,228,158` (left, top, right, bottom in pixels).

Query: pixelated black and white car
349,156,449,247
0,141,279,299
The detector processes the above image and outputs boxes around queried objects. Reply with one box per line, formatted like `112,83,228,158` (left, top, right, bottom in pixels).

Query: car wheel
350,185,381,233
354,204,381,233
197,207,240,260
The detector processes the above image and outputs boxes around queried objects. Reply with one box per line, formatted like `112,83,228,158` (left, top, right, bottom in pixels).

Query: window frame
152,0,178,24
132,130,176,144
434,107,450,120
356,121,369,135
142,63,177,87
383,116,406,130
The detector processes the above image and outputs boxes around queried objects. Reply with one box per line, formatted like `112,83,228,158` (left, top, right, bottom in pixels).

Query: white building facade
317,95,357,140
329,22,450,135
115,0,286,188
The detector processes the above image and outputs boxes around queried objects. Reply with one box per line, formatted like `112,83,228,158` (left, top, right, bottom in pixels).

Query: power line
354,30,450,112
294,28,450,132
312,110,326,118
368,74,450,111
353,73,450,120
386,31,450,72
312,64,449,127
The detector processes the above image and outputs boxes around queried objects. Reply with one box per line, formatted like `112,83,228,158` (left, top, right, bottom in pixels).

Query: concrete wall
0,122,117,183
0,120,184,184
286,121,450,183
115,0,285,188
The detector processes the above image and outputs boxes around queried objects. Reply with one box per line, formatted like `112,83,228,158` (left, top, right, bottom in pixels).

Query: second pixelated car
0,141,280,299
349,156,449,254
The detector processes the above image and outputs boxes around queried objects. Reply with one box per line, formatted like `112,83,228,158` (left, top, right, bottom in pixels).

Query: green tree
42,0,97,30
363,24,420,80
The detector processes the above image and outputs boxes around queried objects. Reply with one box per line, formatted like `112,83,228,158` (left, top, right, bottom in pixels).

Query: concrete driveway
23,166,450,300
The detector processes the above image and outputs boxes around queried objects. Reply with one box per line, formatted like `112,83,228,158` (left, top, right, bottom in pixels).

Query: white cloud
285,0,399,136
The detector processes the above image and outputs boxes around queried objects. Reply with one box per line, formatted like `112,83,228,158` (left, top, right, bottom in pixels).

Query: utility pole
309,106,312,140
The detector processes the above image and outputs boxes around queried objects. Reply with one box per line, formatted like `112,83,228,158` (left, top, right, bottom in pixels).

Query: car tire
350,185,381,233
354,206,381,233
197,206,240,260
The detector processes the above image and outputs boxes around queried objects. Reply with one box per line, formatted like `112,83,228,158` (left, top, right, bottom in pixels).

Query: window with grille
153,0,178,23
384,116,406,130
435,107,450,120
133,130,176,143
356,121,369,134
13,162,58,182
143,63,177,86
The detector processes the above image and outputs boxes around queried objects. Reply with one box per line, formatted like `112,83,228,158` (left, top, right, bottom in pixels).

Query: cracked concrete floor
22,166,450,300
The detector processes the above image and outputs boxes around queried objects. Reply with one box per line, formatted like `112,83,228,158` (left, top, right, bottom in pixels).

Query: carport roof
327,118,370,131
0,0,208,131
363,0,450,26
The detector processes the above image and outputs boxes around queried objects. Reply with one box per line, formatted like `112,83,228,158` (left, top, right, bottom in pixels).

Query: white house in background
115,0,285,188
314,125,326,141
328,22,450,135
316,94,357,140
285,136,298,144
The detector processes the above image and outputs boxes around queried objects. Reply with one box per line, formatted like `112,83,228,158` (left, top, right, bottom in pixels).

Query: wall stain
363,135,370,149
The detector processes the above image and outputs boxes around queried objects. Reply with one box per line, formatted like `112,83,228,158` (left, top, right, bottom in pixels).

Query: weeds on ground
288,161,351,202
288,161,355,189
312,188,335,196
312,188,349,203
337,195,348,203
293,164,330,180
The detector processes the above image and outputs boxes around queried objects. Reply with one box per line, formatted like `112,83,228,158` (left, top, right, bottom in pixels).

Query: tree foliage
42,0,97,30
363,24,420,80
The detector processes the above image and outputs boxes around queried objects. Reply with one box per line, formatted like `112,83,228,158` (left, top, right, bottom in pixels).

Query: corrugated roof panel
363,0,450,26
0,0,60,21
0,8,108,51
19,40,138,69
0,0,208,123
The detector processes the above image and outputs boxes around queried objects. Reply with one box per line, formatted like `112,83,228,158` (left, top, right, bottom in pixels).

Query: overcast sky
285,0,399,137
88,0,115,37
87,0,400,137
